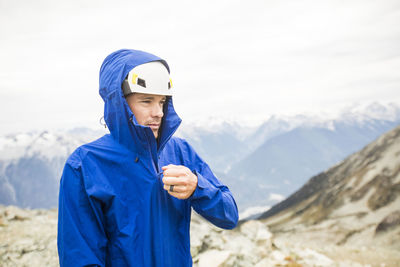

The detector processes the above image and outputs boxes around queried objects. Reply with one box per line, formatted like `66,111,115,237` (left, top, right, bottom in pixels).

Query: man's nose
151,104,164,118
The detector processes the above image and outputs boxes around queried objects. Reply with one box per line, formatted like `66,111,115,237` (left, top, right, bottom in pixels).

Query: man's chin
152,130,158,139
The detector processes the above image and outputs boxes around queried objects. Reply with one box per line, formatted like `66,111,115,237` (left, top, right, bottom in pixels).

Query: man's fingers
168,191,187,199
161,164,180,172
165,187,189,199
162,166,188,177
162,176,188,186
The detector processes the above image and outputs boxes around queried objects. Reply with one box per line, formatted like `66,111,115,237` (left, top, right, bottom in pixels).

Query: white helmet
122,61,173,96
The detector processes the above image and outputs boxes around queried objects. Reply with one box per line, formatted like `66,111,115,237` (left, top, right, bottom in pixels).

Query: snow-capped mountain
0,128,106,209
226,114,400,210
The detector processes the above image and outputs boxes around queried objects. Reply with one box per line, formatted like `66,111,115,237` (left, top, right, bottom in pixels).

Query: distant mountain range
180,102,400,212
227,118,399,210
0,102,399,211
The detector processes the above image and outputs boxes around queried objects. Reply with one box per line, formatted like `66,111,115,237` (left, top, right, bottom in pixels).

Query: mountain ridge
258,124,400,252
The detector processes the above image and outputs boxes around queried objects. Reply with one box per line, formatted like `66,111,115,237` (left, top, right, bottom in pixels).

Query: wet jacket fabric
57,49,238,267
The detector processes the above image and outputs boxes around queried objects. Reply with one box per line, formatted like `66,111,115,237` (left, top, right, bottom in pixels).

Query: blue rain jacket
57,49,238,266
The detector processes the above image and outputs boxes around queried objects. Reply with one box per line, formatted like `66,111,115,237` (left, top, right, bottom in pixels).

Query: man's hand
162,164,198,199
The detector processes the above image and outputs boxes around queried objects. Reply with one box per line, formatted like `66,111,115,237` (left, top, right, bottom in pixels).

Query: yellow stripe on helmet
131,73,138,84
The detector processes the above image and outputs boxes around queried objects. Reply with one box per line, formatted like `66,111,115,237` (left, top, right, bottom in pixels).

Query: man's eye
141,100,151,103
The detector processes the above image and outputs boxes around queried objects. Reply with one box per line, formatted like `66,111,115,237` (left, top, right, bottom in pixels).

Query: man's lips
147,123,160,129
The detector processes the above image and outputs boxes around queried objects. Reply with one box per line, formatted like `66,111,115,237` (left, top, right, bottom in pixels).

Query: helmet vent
137,78,146,88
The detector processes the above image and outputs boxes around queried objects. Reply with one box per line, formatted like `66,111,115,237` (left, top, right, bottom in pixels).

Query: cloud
1,0,400,134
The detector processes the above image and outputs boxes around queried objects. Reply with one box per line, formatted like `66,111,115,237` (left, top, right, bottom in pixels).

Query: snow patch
268,193,285,202
239,205,270,220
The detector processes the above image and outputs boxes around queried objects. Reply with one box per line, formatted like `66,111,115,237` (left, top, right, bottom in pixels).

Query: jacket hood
99,49,181,152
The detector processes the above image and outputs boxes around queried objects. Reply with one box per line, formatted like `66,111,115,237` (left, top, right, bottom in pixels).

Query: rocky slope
258,124,400,266
0,205,388,267
190,213,365,267
0,205,58,266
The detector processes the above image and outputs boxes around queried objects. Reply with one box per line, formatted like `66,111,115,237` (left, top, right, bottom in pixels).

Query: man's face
125,93,166,138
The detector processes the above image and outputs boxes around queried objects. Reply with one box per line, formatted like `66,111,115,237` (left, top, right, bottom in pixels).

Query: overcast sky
1,0,400,135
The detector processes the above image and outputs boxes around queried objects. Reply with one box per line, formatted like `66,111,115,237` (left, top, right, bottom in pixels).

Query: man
57,49,238,266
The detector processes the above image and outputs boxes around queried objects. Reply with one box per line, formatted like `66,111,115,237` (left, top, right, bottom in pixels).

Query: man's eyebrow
137,95,167,101
137,95,155,100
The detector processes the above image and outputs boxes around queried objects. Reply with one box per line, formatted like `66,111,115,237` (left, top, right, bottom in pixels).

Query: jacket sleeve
57,155,108,267
183,140,239,229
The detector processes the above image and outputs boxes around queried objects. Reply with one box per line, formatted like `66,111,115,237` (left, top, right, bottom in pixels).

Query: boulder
196,249,232,267
376,210,400,233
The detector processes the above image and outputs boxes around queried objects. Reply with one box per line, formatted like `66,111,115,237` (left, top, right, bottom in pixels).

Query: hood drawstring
99,116,107,128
